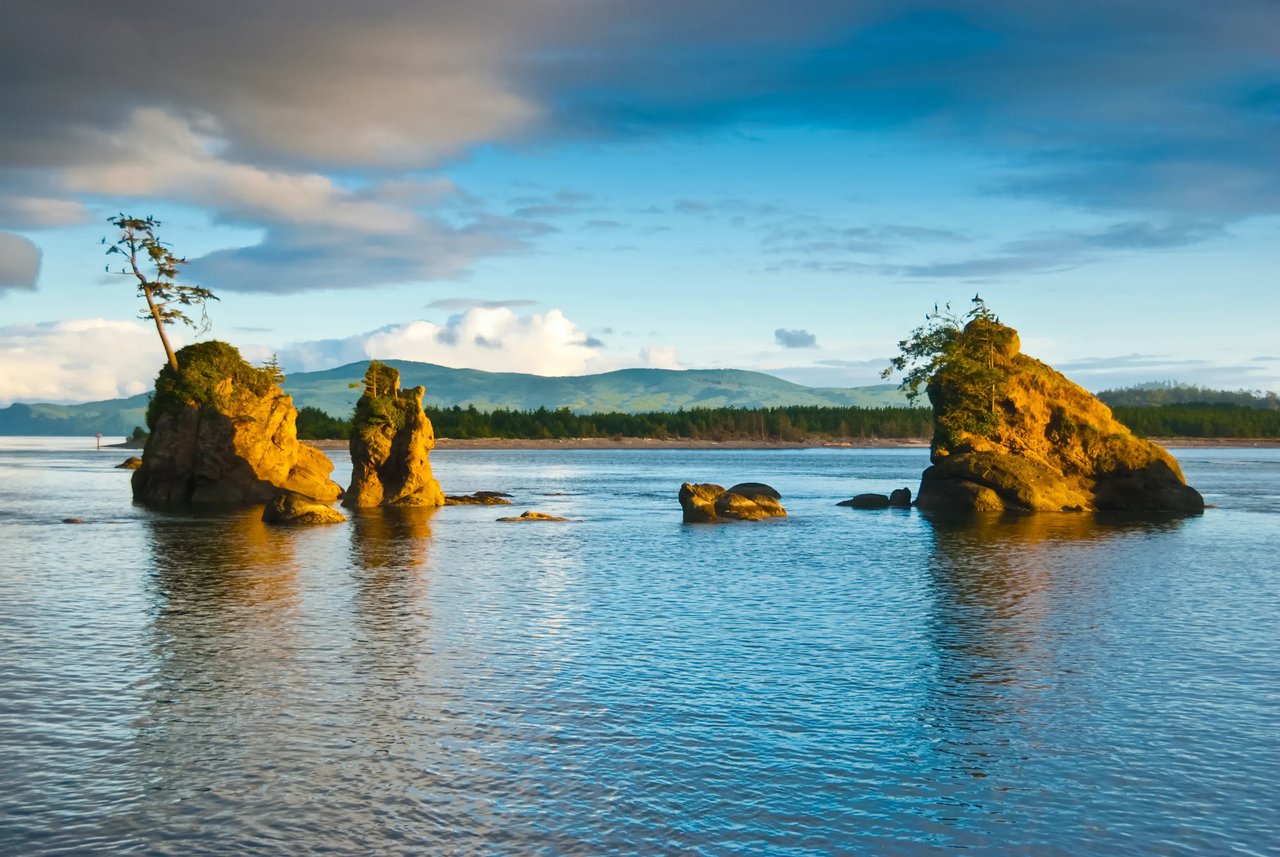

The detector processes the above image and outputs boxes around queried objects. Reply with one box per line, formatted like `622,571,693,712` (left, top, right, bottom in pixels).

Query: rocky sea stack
344,362,445,509
913,315,1203,514
132,342,342,506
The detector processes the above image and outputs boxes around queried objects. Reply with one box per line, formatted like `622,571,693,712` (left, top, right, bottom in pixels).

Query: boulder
497,510,569,522
915,319,1204,514
444,491,513,506
263,493,345,525
344,362,445,509
116,456,143,470
679,482,786,522
132,342,342,506
889,488,913,508
838,493,891,509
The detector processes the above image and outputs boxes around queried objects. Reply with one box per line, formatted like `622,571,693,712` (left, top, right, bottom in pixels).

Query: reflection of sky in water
0,441,1276,853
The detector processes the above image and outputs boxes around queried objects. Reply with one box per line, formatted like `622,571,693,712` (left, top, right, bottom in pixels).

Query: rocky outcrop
344,362,445,509
445,491,513,506
916,320,1203,514
132,342,342,506
497,510,569,522
679,482,787,522
889,488,912,508
263,493,346,525
116,456,143,469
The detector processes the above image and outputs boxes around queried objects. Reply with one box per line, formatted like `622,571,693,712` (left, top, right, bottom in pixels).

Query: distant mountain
284,361,908,418
0,394,151,439
0,362,909,436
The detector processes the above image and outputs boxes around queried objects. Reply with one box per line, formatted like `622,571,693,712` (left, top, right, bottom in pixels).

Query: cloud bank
0,320,167,404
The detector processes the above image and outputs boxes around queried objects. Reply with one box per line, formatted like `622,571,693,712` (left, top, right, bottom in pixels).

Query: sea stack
132,342,342,505
344,361,445,508
915,318,1203,514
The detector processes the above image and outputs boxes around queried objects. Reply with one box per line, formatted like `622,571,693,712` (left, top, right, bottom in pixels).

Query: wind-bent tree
106,214,218,371
883,294,1009,445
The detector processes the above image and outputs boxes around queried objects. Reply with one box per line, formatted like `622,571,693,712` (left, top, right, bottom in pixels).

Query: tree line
297,404,934,441
296,401,1280,441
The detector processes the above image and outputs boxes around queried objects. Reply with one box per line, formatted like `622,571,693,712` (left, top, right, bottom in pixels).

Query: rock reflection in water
918,511,1188,785
347,506,435,571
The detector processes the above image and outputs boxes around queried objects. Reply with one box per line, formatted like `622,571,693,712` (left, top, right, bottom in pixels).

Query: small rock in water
888,488,912,508
115,456,143,470
61,518,85,524
496,510,569,522
838,493,891,509
679,482,786,522
445,491,514,505
263,493,346,525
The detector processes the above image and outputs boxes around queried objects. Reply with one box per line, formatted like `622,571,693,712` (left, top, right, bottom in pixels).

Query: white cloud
0,196,89,230
0,320,174,405
280,307,604,376
639,345,681,370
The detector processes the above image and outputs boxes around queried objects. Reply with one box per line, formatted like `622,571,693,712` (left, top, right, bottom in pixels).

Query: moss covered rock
344,362,444,508
132,342,341,506
916,322,1203,514
679,481,787,522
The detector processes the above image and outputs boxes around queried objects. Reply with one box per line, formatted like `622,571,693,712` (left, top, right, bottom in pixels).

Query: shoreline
301,436,1280,451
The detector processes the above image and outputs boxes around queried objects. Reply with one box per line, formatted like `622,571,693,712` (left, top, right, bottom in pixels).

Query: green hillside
0,362,908,436
0,394,150,438
282,361,908,418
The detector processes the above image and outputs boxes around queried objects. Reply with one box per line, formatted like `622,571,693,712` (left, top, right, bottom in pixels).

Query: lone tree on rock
106,214,218,371
883,294,1012,448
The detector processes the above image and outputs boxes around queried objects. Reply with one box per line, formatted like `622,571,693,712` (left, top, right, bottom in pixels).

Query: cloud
775,328,818,348
278,306,604,375
769,217,1230,280
0,319,170,404
0,233,41,290
638,345,681,370
0,196,89,229
426,297,538,310
891,219,1226,280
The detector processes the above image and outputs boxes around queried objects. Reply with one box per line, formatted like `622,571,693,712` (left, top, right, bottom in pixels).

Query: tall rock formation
915,319,1203,514
344,362,445,508
132,342,342,505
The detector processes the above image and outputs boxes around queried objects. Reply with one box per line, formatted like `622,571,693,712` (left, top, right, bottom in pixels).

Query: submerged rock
889,488,913,508
915,319,1203,514
679,482,787,522
444,491,513,506
132,342,342,506
838,493,891,509
344,362,445,509
497,510,569,522
116,456,143,470
263,493,345,525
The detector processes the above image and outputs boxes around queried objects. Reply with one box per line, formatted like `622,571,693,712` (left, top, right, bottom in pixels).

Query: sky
1,0,1277,405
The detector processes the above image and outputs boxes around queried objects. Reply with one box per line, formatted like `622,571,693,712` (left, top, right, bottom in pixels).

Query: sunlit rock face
132,342,341,506
679,482,787,522
916,321,1204,514
344,363,444,509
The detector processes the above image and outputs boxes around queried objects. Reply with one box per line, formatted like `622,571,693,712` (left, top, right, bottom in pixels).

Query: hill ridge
0,361,908,437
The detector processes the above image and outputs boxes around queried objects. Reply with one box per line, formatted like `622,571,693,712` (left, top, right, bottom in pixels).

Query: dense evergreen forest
295,402,1280,441
1099,383,1280,410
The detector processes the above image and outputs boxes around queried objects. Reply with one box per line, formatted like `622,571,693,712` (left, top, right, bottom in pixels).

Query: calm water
0,438,1277,855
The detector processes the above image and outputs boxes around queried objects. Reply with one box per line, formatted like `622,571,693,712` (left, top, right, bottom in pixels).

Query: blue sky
1,0,1277,404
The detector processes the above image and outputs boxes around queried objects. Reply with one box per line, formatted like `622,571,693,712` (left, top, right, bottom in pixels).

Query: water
1,438,1277,855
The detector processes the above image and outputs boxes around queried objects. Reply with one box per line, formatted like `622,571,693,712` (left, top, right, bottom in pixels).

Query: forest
295,402,1280,442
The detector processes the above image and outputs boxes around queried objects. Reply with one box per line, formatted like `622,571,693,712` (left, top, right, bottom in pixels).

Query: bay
1,439,1277,854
